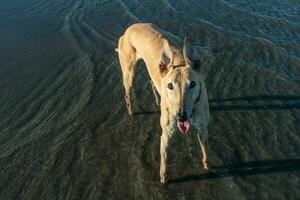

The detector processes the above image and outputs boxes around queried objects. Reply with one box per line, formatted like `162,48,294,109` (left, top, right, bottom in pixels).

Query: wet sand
0,0,300,199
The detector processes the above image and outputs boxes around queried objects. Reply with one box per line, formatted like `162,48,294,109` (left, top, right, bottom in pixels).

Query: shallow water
0,0,300,199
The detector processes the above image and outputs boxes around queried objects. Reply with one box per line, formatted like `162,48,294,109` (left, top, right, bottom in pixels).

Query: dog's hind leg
196,128,209,171
117,36,138,115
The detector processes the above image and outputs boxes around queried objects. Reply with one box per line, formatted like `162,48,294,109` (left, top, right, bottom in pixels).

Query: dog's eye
167,83,174,90
190,81,196,89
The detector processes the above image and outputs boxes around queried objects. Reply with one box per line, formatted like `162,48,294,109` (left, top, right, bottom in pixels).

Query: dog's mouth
177,120,190,134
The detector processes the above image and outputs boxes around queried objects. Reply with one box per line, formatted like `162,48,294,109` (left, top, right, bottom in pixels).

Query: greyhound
116,23,209,184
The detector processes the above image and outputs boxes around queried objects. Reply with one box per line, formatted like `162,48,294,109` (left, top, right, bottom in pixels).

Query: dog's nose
177,112,188,122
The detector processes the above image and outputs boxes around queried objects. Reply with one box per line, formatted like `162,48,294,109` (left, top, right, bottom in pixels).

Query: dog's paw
160,174,168,184
127,108,133,116
202,161,209,170
202,167,210,175
200,162,209,173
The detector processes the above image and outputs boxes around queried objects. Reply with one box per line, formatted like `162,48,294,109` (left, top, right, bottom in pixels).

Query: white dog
116,23,209,183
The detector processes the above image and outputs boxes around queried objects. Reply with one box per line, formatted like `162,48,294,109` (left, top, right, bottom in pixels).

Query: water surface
0,0,300,199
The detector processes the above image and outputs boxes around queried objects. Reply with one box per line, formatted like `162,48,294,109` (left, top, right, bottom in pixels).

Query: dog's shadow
210,95,300,111
133,95,300,115
131,95,300,184
169,159,300,183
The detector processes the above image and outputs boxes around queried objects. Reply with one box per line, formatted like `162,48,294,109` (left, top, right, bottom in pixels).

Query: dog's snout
177,112,188,122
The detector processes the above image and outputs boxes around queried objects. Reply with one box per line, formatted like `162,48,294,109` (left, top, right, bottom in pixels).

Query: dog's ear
183,37,201,72
159,39,174,75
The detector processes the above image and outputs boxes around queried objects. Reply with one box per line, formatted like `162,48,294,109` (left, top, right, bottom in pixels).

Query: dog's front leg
196,128,209,171
159,102,173,184
160,130,172,184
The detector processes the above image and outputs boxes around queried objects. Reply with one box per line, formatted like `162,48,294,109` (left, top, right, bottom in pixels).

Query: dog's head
160,38,203,134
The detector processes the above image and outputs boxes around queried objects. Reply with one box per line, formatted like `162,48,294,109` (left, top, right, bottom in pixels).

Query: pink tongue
177,121,190,133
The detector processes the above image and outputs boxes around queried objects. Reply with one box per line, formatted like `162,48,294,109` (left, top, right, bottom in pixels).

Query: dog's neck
172,63,186,69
